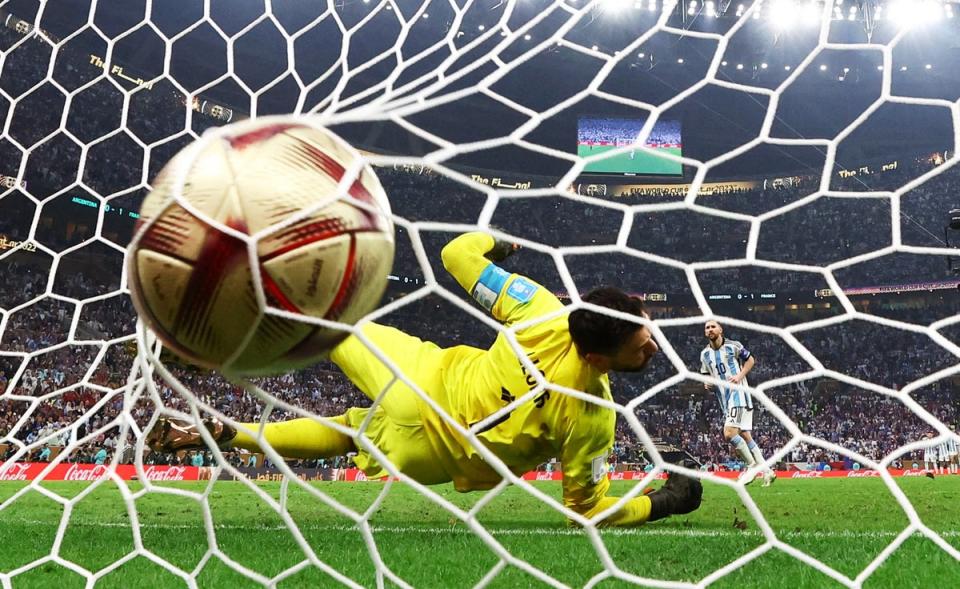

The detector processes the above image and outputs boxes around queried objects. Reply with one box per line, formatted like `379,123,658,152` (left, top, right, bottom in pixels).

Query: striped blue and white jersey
700,339,753,411
939,439,957,456
948,438,959,454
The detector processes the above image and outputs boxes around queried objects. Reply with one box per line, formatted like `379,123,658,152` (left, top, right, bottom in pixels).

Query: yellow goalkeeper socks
231,416,356,459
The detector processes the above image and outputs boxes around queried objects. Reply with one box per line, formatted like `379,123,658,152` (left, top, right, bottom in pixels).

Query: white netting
0,0,959,586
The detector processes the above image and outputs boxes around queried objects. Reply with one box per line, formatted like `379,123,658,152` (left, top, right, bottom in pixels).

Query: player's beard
611,355,653,373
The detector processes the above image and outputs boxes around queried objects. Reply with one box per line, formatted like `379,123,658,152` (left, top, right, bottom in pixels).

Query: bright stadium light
887,0,940,28
678,58,685,64
600,0,630,13
736,63,744,70
706,1,716,17
721,60,728,65
925,64,933,70
819,64,828,71
770,0,800,28
785,65,792,71
761,62,768,69
801,1,821,24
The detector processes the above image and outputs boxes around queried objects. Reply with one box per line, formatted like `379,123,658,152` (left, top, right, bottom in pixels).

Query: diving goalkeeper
148,232,702,526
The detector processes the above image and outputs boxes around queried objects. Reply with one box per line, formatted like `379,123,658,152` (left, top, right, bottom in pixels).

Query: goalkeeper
149,232,702,526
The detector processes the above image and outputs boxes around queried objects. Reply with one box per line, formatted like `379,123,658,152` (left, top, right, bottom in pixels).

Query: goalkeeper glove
647,470,703,522
485,238,520,263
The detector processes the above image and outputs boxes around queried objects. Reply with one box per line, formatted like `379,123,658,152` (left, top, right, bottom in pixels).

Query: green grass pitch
577,146,683,175
0,477,956,588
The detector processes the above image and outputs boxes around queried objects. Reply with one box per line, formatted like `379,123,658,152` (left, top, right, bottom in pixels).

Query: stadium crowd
1,263,955,471
0,19,958,474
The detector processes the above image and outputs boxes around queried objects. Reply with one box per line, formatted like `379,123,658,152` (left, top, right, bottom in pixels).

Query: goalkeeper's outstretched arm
566,475,702,527
562,419,702,527
566,477,654,526
441,231,517,290
441,231,554,325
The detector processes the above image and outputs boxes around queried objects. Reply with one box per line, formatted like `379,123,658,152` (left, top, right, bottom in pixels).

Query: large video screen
577,116,683,176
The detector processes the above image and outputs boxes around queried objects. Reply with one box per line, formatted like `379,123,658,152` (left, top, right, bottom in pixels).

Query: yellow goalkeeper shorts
331,323,450,485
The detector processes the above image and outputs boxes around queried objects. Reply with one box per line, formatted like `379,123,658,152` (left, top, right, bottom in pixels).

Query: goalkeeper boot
146,417,236,453
647,470,703,522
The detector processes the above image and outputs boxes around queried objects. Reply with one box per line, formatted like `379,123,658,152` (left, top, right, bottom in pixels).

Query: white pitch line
6,519,959,540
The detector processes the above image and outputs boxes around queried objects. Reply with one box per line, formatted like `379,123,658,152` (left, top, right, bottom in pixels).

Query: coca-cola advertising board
0,463,200,482
0,464,928,483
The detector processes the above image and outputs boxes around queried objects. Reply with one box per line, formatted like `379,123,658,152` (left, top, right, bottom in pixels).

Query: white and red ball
127,119,394,375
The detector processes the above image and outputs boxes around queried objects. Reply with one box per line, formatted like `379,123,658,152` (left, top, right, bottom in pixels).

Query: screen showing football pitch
577,116,683,176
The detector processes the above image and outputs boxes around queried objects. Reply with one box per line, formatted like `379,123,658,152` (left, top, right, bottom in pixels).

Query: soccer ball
127,118,394,376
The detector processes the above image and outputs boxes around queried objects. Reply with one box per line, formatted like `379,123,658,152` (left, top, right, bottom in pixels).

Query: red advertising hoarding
0,464,932,483
0,463,200,482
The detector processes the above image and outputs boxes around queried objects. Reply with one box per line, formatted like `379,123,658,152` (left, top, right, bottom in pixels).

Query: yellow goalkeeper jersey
424,232,619,515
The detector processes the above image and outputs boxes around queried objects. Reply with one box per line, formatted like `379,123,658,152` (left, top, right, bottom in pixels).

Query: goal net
0,0,958,586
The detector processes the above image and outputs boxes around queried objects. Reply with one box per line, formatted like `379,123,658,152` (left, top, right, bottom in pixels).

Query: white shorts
939,450,951,462
924,449,937,463
724,406,753,431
